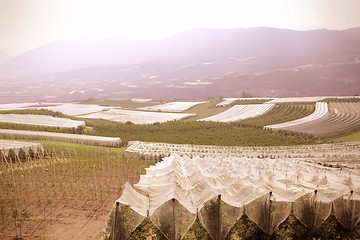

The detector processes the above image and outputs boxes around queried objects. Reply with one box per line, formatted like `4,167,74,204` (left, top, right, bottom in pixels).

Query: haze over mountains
1,27,360,103
0,51,8,64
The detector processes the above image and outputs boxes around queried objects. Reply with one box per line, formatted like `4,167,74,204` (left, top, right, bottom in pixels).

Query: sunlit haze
1,0,360,55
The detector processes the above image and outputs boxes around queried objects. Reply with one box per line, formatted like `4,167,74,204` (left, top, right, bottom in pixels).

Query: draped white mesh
0,139,43,158
109,154,360,238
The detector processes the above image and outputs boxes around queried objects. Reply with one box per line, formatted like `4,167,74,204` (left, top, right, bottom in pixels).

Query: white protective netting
0,139,44,163
108,154,360,239
0,129,121,147
0,114,85,128
123,141,360,164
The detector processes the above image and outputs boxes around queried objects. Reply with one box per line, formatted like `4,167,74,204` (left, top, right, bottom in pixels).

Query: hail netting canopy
0,129,121,147
0,114,85,128
0,139,43,161
107,154,360,239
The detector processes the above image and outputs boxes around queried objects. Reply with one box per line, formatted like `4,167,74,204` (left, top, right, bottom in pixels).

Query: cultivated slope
265,102,360,138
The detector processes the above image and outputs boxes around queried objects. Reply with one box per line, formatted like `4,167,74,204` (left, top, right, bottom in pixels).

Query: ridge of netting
109,154,360,239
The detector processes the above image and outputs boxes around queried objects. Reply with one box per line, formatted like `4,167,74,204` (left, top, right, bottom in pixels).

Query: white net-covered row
265,102,328,130
0,114,85,128
266,97,327,104
80,108,196,124
198,104,274,122
39,103,111,116
216,98,272,107
265,102,360,138
108,154,360,239
0,139,43,162
124,141,360,167
0,129,121,147
139,101,208,113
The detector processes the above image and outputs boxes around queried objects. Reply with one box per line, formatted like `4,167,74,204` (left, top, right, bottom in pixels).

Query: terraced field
266,102,360,138
238,103,315,127
199,104,275,122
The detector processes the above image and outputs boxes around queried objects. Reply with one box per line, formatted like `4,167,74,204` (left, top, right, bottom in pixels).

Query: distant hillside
2,27,360,72
0,27,360,102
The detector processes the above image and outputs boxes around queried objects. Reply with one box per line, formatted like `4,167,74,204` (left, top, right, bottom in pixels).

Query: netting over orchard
108,154,360,239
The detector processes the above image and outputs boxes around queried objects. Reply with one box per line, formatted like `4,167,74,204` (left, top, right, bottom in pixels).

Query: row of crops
124,141,360,161
107,154,360,239
198,104,275,122
238,103,315,127
139,101,208,112
216,96,360,107
1,99,360,139
80,108,196,124
266,102,360,138
0,114,85,128
0,141,155,239
1,98,360,239
0,129,121,147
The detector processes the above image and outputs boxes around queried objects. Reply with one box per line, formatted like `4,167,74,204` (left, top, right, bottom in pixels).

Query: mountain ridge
1,27,360,102
2,27,360,73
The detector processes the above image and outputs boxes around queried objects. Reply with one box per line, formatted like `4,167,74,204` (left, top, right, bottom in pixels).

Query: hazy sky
1,0,360,56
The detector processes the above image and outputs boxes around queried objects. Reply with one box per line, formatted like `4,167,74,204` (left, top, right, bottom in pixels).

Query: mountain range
0,27,360,102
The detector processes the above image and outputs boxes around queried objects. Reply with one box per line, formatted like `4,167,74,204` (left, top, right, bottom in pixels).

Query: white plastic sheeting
0,139,43,161
264,102,328,130
265,102,360,138
0,129,121,147
216,98,272,107
80,109,195,124
139,101,208,112
124,141,360,165
267,97,326,104
198,104,275,122
0,102,41,111
109,154,360,239
40,103,111,116
0,114,85,128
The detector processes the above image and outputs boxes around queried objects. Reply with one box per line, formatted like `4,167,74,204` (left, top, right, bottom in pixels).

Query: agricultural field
0,129,121,147
138,101,208,112
109,142,360,239
2,139,360,239
39,103,112,116
216,98,272,107
85,119,318,146
0,140,43,160
183,100,225,121
0,114,85,129
267,96,327,104
199,104,275,122
80,98,158,109
0,103,62,111
0,141,156,240
266,102,360,138
321,97,360,103
265,102,328,130
1,97,360,239
336,130,360,142
238,103,315,127
124,140,360,161
80,109,196,124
